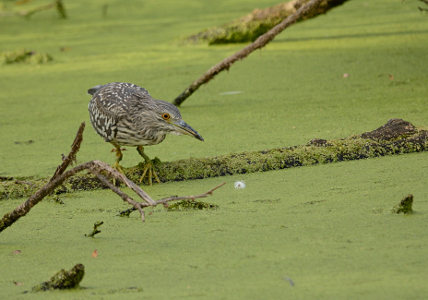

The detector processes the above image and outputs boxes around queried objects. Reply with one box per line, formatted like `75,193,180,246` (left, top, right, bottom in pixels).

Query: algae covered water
1,153,428,298
1,0,428,298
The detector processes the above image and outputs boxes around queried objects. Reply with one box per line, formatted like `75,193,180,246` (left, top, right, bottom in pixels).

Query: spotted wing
88,82,151,142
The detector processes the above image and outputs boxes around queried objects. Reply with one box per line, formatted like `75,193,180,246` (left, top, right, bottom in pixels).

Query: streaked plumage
87,82,203,184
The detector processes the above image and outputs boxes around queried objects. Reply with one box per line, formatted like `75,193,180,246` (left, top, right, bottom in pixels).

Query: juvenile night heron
88,82,203,184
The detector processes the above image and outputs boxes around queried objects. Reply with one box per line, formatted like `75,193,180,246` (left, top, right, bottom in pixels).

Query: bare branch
0,162,90,232
120,182,226,217
52,122,85,178
0,123,224,231
89,161,156,206
154,182,226,206
88,169,146,222
173,0,324,106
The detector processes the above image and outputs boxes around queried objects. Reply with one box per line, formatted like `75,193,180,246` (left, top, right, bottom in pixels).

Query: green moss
0,178,46,200
167,200,218,211
32,264,85,292
392,194,414,214
205,20,281,44
189,0,349,44
1,125,426,199
0,49,53,65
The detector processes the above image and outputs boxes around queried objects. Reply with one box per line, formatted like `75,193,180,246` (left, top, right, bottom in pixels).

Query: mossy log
1,119,427,199
32,264,84,292
189,0,349,44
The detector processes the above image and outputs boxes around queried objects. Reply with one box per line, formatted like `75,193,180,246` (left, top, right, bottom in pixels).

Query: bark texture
1,119,426,201
173,0,326,106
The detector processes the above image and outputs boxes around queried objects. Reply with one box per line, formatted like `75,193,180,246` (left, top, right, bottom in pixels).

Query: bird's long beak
173,120,204,141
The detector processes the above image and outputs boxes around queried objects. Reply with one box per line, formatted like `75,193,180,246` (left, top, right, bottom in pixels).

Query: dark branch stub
85,221,104,238
392,194,414,214
361,119,417,141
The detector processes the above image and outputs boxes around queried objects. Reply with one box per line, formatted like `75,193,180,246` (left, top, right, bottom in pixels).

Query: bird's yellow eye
162,113,171,120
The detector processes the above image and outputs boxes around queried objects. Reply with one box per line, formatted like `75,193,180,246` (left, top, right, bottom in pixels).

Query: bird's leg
111,143,124,173
137,145,160,185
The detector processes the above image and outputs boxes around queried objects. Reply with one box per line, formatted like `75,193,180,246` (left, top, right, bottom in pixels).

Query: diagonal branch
0,162,89,233
0,123,225,232
52,122,85,178
89,169,146,222
88,161,156,206
173,0,324,106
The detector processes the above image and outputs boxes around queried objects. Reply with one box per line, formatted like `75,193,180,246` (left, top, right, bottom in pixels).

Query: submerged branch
32,264,84,292
1,119,427,201
120,182,226,216
125,119,428,183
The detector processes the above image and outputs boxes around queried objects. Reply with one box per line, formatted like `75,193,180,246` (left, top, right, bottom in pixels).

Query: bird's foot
113,161,124,173
139,160,161,185
112,162,125,185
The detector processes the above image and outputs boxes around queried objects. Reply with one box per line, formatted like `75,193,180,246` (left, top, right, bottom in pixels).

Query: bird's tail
87,84,105,95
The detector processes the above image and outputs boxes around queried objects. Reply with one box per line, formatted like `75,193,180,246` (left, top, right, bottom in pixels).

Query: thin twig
89,168,146,222
154,182,226,206
173,0,324,106
0,123,225,231
52,122,85,178
89,161,156,206
121,182,226,217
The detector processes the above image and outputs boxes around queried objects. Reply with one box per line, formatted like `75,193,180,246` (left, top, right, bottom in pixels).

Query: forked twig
154,182,226,206
119,182,226,216
0,123,224,233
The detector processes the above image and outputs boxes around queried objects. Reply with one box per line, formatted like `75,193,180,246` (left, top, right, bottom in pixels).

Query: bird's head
149,100,204,141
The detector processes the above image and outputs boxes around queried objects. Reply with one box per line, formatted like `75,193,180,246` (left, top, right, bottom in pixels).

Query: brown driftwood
173,0,324,106
0,123,224,232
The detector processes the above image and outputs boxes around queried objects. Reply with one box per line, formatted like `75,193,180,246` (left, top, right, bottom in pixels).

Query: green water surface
1,0,428,298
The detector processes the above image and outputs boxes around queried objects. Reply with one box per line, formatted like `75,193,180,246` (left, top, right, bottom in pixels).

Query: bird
87,82,204,184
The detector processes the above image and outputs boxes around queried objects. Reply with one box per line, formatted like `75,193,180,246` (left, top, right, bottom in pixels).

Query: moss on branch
189,0,349,44
32,264,84,292
1,119,427,199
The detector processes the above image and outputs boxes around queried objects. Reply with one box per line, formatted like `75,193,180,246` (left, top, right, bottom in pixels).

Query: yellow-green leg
111,143,124,173
137,145,160,185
